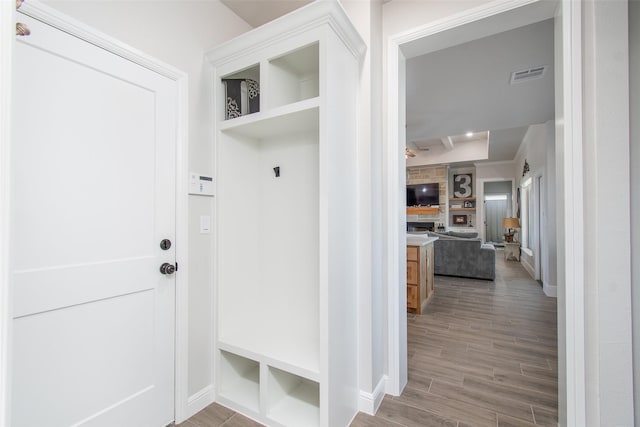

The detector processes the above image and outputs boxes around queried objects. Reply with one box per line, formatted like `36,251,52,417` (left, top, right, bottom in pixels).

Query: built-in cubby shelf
207,2,364,425
221,64,261,120
268,43,319,109
218,351,260,414
268,367,320,427
217,348,320,427
222,64,260,82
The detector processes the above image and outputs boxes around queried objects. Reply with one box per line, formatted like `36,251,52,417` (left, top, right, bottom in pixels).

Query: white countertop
406,233,438,247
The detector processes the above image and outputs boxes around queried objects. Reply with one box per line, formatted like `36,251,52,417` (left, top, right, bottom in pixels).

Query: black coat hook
273,166,280,177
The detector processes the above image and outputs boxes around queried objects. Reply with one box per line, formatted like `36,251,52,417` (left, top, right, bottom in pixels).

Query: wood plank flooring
180,251,558,427
177,403,263,427
352,253,558,427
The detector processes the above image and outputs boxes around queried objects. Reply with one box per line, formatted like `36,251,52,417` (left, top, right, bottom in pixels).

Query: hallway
352,253,558,426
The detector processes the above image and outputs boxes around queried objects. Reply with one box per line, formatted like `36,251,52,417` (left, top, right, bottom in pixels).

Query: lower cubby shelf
217,349,320,427
267,367,320,427
218,351,260,413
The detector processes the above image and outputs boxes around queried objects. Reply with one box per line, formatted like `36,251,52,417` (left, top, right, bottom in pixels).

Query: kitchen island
406,234,438,314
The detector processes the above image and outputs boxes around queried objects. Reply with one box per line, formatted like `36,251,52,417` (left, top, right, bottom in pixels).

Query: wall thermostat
189,173,214,196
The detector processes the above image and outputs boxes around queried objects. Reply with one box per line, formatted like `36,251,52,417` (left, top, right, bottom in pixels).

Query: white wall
582,1,634,424
42,0,252,410
476,161,515,182
513,121,555,288
630,0,640,423
484,180,513,195
514,123,548,179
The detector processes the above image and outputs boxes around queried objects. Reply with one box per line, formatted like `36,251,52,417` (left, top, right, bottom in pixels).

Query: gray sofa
412,231,496,280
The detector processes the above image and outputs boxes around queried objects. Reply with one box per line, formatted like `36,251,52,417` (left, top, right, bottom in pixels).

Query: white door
11,14,176,427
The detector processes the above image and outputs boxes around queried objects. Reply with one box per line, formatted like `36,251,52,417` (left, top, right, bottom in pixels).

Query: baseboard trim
543,282,558,297
184,385,215,420
521,258,535,278
359,375,387,415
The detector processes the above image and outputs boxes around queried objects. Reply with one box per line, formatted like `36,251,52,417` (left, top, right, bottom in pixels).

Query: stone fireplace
406,165,448,228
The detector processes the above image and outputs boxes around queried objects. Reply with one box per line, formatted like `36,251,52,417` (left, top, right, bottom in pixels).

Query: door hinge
175,262,178,272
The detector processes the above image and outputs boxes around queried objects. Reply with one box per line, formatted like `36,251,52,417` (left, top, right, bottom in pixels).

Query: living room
404,17,557,297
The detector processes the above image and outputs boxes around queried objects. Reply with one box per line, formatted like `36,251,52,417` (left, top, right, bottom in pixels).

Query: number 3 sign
453,173,472,198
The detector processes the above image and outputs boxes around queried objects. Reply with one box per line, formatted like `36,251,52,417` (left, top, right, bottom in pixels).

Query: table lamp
503,217,521,242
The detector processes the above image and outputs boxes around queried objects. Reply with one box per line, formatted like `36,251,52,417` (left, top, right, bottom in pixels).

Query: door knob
160,263,176,275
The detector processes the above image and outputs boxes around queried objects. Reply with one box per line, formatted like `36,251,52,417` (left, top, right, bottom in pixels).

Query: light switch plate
200,216,211,234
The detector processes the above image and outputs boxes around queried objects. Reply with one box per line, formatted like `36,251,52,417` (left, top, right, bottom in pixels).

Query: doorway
385,1,585,425
484,181,513,246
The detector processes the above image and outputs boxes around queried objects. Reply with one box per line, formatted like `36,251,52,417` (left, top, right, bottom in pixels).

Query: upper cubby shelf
221,64,261,120
268,42,319,109
220,43,319,124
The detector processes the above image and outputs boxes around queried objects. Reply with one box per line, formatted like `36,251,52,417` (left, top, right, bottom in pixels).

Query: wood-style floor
178,403,262,427
180,252,558,427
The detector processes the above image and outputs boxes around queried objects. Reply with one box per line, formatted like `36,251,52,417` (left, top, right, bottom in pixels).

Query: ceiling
220,0,313,28
406,18,555,165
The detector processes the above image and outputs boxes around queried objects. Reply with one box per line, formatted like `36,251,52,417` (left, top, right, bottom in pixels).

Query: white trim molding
0,1,15,426
384,37,406,396
6,2,191,425
359,375,387,415
520,248,536,277
185,385,215,420
205,0,365,66
173,74,191,425
560,0,586,424
543,282,558,298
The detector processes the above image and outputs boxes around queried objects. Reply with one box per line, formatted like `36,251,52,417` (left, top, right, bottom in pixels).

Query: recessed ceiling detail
405,18,554,163
510,65,547,84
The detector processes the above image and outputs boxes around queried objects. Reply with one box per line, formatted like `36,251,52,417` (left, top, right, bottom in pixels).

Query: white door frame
384,0,585,424
0,2,190,425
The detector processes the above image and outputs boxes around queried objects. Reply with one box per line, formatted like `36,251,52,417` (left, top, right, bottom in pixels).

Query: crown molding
205,0,366,66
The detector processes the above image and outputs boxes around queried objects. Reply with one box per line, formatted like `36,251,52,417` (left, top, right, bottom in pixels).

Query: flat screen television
406,183,440,206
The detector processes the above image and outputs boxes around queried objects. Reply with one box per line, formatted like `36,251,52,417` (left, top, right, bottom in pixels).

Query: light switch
200,216,211,234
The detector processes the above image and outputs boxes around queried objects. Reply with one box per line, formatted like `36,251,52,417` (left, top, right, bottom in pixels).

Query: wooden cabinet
207,3,365,426
406,242,435,314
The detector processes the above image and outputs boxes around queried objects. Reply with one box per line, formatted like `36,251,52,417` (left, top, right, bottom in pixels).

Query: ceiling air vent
510,65,547,84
